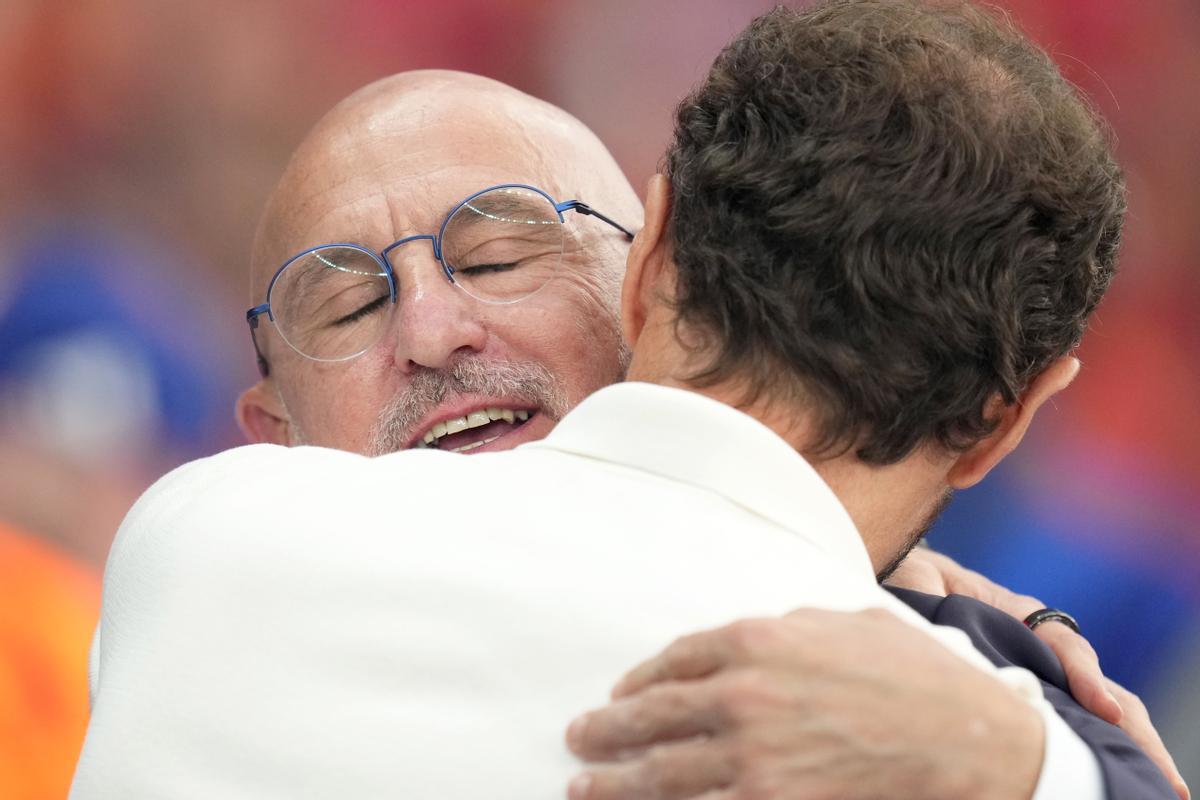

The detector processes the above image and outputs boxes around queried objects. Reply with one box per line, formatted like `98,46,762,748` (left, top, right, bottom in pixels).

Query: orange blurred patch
0,523,100,800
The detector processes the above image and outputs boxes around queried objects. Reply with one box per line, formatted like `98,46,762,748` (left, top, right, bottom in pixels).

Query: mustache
366,357,569,456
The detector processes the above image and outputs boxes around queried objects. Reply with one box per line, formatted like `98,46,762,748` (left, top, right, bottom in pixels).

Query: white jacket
72,382,1101,798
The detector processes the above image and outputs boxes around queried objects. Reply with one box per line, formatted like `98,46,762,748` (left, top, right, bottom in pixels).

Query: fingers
615,613,869,700
611,634,724,699
929,560,1130,729
1034,622,1123,725
971,580,1183,796
933,552,1039,621
568,739,735,800
982,586,1044,625
568,682,723,760
1107,679,1190,800
612,621,774,699
881,549,950,595
978,584,1124,726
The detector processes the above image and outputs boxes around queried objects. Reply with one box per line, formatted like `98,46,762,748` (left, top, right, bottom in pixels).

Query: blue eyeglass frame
245,183,636,377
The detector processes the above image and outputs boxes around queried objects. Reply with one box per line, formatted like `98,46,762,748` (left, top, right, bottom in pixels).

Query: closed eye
452,262,518,276
331,294,390,327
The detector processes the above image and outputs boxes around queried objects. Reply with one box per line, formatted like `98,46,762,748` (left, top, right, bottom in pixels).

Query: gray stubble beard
365,356,571,456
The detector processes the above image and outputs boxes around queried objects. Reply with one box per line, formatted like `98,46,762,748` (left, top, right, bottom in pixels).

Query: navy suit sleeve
887,586,1177,800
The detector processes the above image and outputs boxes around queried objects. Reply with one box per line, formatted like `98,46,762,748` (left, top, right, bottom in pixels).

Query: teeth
416,406,536,449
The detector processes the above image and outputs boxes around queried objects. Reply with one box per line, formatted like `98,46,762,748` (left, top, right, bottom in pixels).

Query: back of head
666,0,1126,464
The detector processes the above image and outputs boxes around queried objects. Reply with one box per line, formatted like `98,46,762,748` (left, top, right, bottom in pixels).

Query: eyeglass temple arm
556,201,637,241
246,305,271,378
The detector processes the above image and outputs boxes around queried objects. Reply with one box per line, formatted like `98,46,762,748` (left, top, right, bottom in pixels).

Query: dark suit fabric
888,587,1177,800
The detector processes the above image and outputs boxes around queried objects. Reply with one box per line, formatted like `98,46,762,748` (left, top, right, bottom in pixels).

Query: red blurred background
0,1,1196,796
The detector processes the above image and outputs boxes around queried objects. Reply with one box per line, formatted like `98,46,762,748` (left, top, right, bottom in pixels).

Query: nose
384,243,488,373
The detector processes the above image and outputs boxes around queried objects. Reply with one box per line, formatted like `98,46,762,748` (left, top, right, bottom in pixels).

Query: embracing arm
567,609,1094,800
566,607,1182,800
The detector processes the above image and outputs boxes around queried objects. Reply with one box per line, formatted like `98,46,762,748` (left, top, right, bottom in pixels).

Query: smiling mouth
413,407,533,453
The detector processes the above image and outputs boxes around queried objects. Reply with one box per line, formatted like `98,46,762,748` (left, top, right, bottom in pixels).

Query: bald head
238,71,640,456
250,70,641,303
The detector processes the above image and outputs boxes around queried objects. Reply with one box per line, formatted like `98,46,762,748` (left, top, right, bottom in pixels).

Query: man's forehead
275,105,581,247
251,71,634,299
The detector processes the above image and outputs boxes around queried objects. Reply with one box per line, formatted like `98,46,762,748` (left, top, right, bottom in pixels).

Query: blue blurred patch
0,226,238,454
927,464,1197,695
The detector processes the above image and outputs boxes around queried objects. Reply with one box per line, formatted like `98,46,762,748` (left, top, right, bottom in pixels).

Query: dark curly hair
665,0,1126,464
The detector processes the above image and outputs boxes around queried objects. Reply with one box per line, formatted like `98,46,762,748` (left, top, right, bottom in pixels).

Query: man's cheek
286,384,374,452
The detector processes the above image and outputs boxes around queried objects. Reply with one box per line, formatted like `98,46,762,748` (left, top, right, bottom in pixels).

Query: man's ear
621,173,673,348
235,381,293,445
947,356,1080,489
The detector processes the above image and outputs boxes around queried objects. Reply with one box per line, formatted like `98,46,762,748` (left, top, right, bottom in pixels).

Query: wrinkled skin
237,71,640,455
566,603,1186,800
567,609,1045,800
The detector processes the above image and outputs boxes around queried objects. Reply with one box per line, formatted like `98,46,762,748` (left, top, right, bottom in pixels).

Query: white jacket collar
526,381,876,581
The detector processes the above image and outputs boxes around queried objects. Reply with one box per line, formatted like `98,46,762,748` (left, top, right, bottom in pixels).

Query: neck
626,340,950,576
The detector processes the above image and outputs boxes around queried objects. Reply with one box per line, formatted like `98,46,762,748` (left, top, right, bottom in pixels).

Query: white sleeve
1031,701,1106,800
86,623,100,709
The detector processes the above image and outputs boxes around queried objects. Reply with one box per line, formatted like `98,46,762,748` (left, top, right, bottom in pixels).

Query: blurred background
0,0,1196,796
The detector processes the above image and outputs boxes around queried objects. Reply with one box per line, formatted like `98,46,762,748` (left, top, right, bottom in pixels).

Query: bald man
236,70,638,455
76,5,1184,798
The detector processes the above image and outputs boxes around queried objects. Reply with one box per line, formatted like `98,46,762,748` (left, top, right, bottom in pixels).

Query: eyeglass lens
440,187,565,305
268,187,567,362
270,246,392,362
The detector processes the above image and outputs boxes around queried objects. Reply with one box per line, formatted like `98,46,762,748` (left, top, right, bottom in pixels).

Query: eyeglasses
245,184,634,376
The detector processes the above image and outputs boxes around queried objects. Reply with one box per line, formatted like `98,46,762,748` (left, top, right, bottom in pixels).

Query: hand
566,609,1045,800
886,548,1189,800
886,548,1121,721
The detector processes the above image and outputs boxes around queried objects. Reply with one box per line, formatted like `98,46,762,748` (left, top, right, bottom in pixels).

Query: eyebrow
449,191,559,231
283,249,387,302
